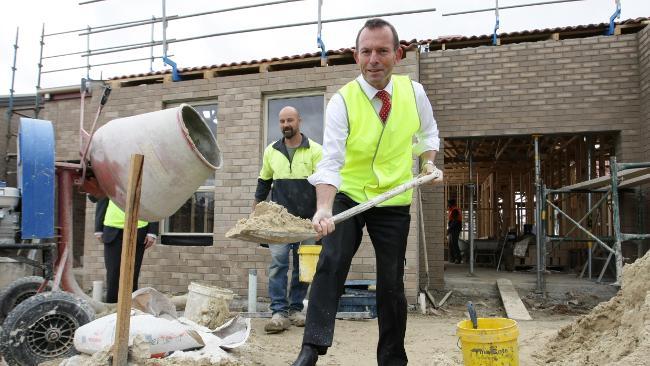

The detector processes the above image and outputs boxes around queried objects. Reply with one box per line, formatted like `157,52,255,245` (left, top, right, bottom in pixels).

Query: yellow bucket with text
297,245,322,283
456,318,519,366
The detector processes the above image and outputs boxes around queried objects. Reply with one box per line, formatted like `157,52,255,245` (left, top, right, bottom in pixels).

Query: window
161,101,217,244
266,93,324,146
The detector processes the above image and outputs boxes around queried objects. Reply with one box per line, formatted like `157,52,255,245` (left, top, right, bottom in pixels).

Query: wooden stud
112,154,145,366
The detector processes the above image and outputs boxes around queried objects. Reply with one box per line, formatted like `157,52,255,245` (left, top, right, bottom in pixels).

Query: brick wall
421,33,644,247
640,26,650,161
421,34,641,159
69,52,424,302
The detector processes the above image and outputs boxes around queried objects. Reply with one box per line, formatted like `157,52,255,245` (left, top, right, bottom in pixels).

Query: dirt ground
230,312,573,366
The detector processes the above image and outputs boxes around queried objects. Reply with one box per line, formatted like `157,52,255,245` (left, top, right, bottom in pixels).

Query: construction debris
438,291,453,307
543,250,650,365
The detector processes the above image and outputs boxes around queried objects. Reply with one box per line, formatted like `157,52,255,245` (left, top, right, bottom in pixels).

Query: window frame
263,90,326,148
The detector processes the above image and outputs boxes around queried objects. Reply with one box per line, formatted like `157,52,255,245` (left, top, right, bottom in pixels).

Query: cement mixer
0,81,221,365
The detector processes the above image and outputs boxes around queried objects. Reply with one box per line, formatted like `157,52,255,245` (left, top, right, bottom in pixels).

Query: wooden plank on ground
438,291,452,307
113,154,145,366
496,278,532,321
561,167,650,191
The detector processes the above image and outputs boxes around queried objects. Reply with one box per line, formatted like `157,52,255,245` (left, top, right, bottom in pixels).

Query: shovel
228,169,442,244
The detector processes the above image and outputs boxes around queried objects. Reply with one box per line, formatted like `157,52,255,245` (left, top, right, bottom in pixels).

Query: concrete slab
443,264,618,302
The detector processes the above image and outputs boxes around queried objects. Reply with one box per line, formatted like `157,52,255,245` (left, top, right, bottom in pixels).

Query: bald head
279,106,301,139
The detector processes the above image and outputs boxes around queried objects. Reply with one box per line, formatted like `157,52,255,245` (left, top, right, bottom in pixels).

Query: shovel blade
226,228,317,244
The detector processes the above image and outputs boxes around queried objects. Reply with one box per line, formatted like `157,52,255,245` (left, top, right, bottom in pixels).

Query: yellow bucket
456,318,519,366
297,245,322,283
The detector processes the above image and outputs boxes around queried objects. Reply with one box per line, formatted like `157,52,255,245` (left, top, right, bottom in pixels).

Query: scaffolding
540,157,650,292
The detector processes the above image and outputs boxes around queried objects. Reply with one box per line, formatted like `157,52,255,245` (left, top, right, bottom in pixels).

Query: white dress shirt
308,75,440,189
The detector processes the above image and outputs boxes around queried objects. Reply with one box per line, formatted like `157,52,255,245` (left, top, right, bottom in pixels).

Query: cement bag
74,310,204,356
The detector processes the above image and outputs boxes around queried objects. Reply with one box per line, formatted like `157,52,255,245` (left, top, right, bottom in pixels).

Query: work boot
264,312,291,334
288,310,306,327
291,344,319,366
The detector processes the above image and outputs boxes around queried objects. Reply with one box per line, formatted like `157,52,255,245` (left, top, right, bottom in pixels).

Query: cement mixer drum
89,104,222,221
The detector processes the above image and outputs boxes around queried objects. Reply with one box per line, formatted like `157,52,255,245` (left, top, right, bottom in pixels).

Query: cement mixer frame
0,81,114,365
0,79,221,365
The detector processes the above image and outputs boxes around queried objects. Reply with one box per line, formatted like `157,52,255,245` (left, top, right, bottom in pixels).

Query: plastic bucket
184,282,234,329
297,245,322,283
89,104,222,222
456,318,519,366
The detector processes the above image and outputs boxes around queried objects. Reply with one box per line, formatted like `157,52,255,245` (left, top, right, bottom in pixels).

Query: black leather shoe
291,345,319,366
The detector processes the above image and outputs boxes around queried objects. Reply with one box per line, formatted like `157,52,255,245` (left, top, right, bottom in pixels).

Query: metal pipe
82,7,437,57
4,27,19,181
555,190,610,245
609,156,623,285
443,0,586,16
597,252,613,282
86,25,91,78
42,55,170,74
80,0,305,36
79,0,106,5
622,233,650,241
248,269,257,313
586,137,592,278
35,24,45,119
534,135,543,293
617,162,650,170
317,0,326,65
57,168,110,313
162,0,168,58
48,16,178,38
550,236,614,242
546,200,615,254
492,0,500,46
150,16,155,72
541,184,547,291
608,0,622,36
77,41,168,59
468,143,474,276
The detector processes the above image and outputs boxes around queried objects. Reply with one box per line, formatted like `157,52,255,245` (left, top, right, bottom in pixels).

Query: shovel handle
332,169,442,225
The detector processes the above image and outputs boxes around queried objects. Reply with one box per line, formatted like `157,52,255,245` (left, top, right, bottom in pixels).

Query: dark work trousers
303,193,411,366
103,228,147,303
448,228,461,262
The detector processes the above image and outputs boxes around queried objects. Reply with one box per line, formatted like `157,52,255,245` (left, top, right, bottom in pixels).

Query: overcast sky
1,0,648,95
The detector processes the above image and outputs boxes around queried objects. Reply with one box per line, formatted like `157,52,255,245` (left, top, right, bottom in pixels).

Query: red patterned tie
376,90,391,123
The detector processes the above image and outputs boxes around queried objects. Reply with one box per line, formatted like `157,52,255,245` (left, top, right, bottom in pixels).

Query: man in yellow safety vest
94,198,159,303
292,18,442,366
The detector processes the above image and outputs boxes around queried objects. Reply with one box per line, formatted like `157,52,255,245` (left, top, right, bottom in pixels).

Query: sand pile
543,251,650,365
225,201,315,243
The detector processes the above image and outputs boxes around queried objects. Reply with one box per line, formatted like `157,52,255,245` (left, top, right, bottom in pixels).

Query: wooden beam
113,154,145,366
497,278,532,321
495,138,512,161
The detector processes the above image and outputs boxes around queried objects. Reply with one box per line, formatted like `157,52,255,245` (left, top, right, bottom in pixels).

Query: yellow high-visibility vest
103,200,148,229
338,75,420,206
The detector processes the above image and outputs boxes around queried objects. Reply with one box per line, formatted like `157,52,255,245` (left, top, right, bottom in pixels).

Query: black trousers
103,228,147,303
303,193,411,366
449,230,461,262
